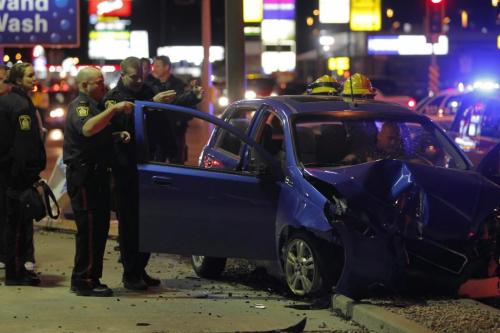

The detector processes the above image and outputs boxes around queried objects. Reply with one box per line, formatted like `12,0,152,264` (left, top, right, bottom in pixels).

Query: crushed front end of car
305,159,500,300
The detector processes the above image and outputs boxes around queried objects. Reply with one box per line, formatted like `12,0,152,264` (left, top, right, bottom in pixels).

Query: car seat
317,124,349,164
296,126,317,164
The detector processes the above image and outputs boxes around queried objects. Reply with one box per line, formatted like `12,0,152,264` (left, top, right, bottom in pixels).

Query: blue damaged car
134,95,500,299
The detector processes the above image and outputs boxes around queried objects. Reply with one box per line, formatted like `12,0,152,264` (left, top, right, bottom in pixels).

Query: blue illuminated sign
0,0,80,47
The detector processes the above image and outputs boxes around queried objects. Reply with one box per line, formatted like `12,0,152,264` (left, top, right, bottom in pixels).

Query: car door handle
151,176,172,187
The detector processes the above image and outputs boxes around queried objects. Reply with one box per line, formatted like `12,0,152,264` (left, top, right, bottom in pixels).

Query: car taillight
203,155,223,169
407,98,416,109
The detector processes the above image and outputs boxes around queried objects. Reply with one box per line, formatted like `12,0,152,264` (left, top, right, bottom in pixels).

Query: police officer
0,64,10,269
103,56,174,290
64,67,134,296
146,55,203,163
0,62,45,286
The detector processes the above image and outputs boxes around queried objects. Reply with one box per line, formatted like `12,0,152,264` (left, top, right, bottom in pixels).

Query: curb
331,294,437,333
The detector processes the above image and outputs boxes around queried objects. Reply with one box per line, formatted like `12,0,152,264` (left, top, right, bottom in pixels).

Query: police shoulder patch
18,115,31,131
105,100,117,109
76,105,90,117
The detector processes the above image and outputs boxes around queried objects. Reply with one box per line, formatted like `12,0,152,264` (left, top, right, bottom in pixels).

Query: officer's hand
114,101,135,115
120,131,131,143
190,80,204,100
153,90,176,104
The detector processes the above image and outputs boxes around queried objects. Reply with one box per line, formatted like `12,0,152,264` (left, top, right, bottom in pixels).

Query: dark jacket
0,87,46,189
145,74,201,109
103,79,155,167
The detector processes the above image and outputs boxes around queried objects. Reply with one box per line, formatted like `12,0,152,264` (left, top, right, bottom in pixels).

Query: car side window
142,107,250,171
247,109,286,171
214,107,256,155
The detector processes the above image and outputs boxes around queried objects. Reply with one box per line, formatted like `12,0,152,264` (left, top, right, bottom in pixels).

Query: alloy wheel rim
284,239,316,296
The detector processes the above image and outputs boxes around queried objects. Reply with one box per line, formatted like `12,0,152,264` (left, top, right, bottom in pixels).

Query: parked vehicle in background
133,96,500,300
417,80,500,130
446,96,500,166
370,78,417,110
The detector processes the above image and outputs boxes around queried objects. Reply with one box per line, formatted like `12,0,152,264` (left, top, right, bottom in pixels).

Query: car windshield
293,116,469,170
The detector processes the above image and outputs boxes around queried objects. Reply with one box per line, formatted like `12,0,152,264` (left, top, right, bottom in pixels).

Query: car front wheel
283,232,334,297
191,255,227,279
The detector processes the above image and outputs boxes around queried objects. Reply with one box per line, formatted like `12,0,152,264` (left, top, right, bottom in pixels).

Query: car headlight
49,107,65,118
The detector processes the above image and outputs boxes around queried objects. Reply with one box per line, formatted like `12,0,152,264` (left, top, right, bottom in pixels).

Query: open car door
134,101,282,260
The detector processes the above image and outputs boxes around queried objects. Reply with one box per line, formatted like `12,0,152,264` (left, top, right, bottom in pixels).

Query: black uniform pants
113,164,150,280
0,172,6,263
67,165,111,288
4,189,32,279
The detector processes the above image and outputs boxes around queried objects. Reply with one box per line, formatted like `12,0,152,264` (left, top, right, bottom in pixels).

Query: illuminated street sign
0,0,80,47
350,0,381,31
319,0,350,24
328,57,350,71
367,35,448,55
244,0,263,23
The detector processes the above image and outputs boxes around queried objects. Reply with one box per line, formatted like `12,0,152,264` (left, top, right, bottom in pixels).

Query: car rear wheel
191,255,227,279
283,232,334,297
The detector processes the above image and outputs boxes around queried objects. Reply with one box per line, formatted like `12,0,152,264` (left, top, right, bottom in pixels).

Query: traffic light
425,0,445,42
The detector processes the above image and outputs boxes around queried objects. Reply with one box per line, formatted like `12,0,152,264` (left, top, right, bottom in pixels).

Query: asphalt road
0,230,366,333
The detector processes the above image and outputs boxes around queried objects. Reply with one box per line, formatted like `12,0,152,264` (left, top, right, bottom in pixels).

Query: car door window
214,107,256,156
246,108,286,171
142,106,251,171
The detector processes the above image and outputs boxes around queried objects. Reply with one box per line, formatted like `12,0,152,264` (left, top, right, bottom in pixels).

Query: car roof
248,95,423,118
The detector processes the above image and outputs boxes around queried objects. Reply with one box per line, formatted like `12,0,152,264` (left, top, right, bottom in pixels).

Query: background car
133,96,500,299
446,96,500,166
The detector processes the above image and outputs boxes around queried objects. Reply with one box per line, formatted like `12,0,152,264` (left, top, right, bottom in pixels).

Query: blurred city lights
306,17,314,26
461,11,468,28
386,8,394,18
15,53,22,60
3,55,9,62
48,129,64,142
49,108,65,119
319,0,349,23
319,35,335,46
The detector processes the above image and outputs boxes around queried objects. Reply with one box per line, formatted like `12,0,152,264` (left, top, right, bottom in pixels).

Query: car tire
283,232,335,297
191,255,227,279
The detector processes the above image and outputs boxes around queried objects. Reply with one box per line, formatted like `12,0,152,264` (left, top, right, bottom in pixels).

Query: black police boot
142,271,161,287
71,280,113,297
5,268,41,286
123,275,148,291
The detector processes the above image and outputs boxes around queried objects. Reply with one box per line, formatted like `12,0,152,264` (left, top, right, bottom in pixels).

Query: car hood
305,160,500,241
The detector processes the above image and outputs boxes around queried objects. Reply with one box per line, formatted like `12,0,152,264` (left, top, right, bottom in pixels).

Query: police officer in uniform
0,64,11,268
103,56,175,290
64,67,133,296
146,55,203,163
0,62,45,286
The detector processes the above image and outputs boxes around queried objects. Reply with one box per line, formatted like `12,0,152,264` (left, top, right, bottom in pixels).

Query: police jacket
0,86,46,189
63,92,113,167
102,79,154,167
